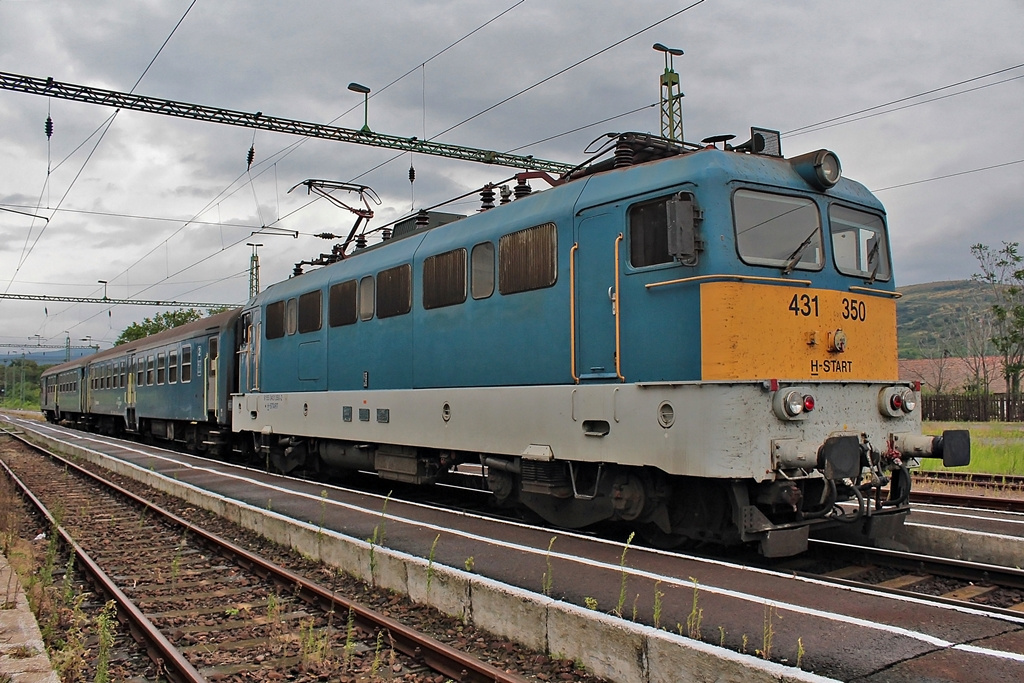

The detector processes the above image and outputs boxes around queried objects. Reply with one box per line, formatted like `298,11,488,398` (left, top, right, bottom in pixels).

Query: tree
114,309,204,346
972,241,1024,396
954,283,996,395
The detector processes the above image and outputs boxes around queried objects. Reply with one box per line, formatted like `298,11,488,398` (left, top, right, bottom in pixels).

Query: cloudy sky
1,0,1022,354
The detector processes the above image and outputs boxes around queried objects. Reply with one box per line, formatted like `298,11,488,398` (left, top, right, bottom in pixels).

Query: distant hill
896,280,995,359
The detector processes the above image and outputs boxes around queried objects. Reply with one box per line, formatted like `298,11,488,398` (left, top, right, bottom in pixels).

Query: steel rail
909,489,1024,513
5,429,532,683
804,538,1024,619
0,447,206,683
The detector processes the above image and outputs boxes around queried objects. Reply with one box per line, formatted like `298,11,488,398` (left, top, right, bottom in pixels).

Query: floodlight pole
247,243,263,298
653,43,685,143
348,82,371,134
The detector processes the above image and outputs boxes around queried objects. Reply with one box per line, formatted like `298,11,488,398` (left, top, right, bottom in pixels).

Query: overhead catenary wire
6,1,200,295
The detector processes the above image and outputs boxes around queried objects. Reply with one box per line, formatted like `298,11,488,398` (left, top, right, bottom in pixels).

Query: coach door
125,353,137,430
574,207,623,382
206,335,219,415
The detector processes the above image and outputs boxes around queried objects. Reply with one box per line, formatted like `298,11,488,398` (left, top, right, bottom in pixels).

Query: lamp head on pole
348,82,372,133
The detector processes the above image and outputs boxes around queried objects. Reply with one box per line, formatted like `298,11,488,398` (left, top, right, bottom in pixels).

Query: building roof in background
899,356,1008,394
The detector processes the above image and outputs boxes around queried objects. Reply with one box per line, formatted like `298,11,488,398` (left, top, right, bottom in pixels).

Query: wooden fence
922,394,1024,422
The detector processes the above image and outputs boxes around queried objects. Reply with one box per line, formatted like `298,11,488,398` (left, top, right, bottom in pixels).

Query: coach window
265,300,285,339
156,352,166,384
298,290,322,333
329,280,358,327
168,349,178,383
136,359,144,386
359,276,375,321
181,345,192,382
105,364,112,389
829,205,891,282
119,360,126,388
423,249,467,309
146,355,155,385
471,242,494,300
733,189,822,271
498,222,557,294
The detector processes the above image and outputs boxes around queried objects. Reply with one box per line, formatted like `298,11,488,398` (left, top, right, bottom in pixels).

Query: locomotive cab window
733,189,823,271
629,193,697,267
829,205,891,281
265,301,285,339
499,222,557,294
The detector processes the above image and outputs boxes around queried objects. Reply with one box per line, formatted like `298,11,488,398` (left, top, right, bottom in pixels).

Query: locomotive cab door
573,208,623,381
236,309,260,393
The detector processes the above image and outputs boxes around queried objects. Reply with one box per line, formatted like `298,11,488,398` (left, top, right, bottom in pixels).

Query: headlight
790,149,842,190
773,387,816,420
900,389,917,413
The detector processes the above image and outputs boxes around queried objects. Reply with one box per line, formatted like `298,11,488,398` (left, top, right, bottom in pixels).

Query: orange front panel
699,282,897,381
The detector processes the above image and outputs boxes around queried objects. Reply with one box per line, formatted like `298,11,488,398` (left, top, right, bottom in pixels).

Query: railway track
786,539,1024,617
912,470,1024,493
0,431,541,682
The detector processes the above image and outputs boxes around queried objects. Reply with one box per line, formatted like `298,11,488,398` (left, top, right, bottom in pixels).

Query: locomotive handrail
615,234,625,382
848,285,903,299
570,243,579,384
645,274,813,289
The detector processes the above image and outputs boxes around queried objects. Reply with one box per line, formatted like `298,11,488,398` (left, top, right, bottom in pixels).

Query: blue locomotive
42,130,969,556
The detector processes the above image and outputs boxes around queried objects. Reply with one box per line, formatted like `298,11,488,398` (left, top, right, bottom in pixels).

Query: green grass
918,421,1024,475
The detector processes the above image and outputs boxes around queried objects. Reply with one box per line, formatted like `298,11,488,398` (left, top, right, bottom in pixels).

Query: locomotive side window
829,205,891,281
471,242,495,300
498,222,557,294
359,276,375,321
169,349,178,383
265,301,285,339
298,290,322,333
423,249,467,309
285,298,298,335
377,264,413,318
329,280,358,327
733,189,822,271
157,352,166,385
629,196,675,267
181,345,192,383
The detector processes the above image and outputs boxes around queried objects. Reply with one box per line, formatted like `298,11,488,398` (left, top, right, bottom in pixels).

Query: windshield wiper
865,239,881,284
781,228,818,275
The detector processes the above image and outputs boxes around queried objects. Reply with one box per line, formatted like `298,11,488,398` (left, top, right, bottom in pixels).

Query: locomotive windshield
733,189,822,271
829,204,891,281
